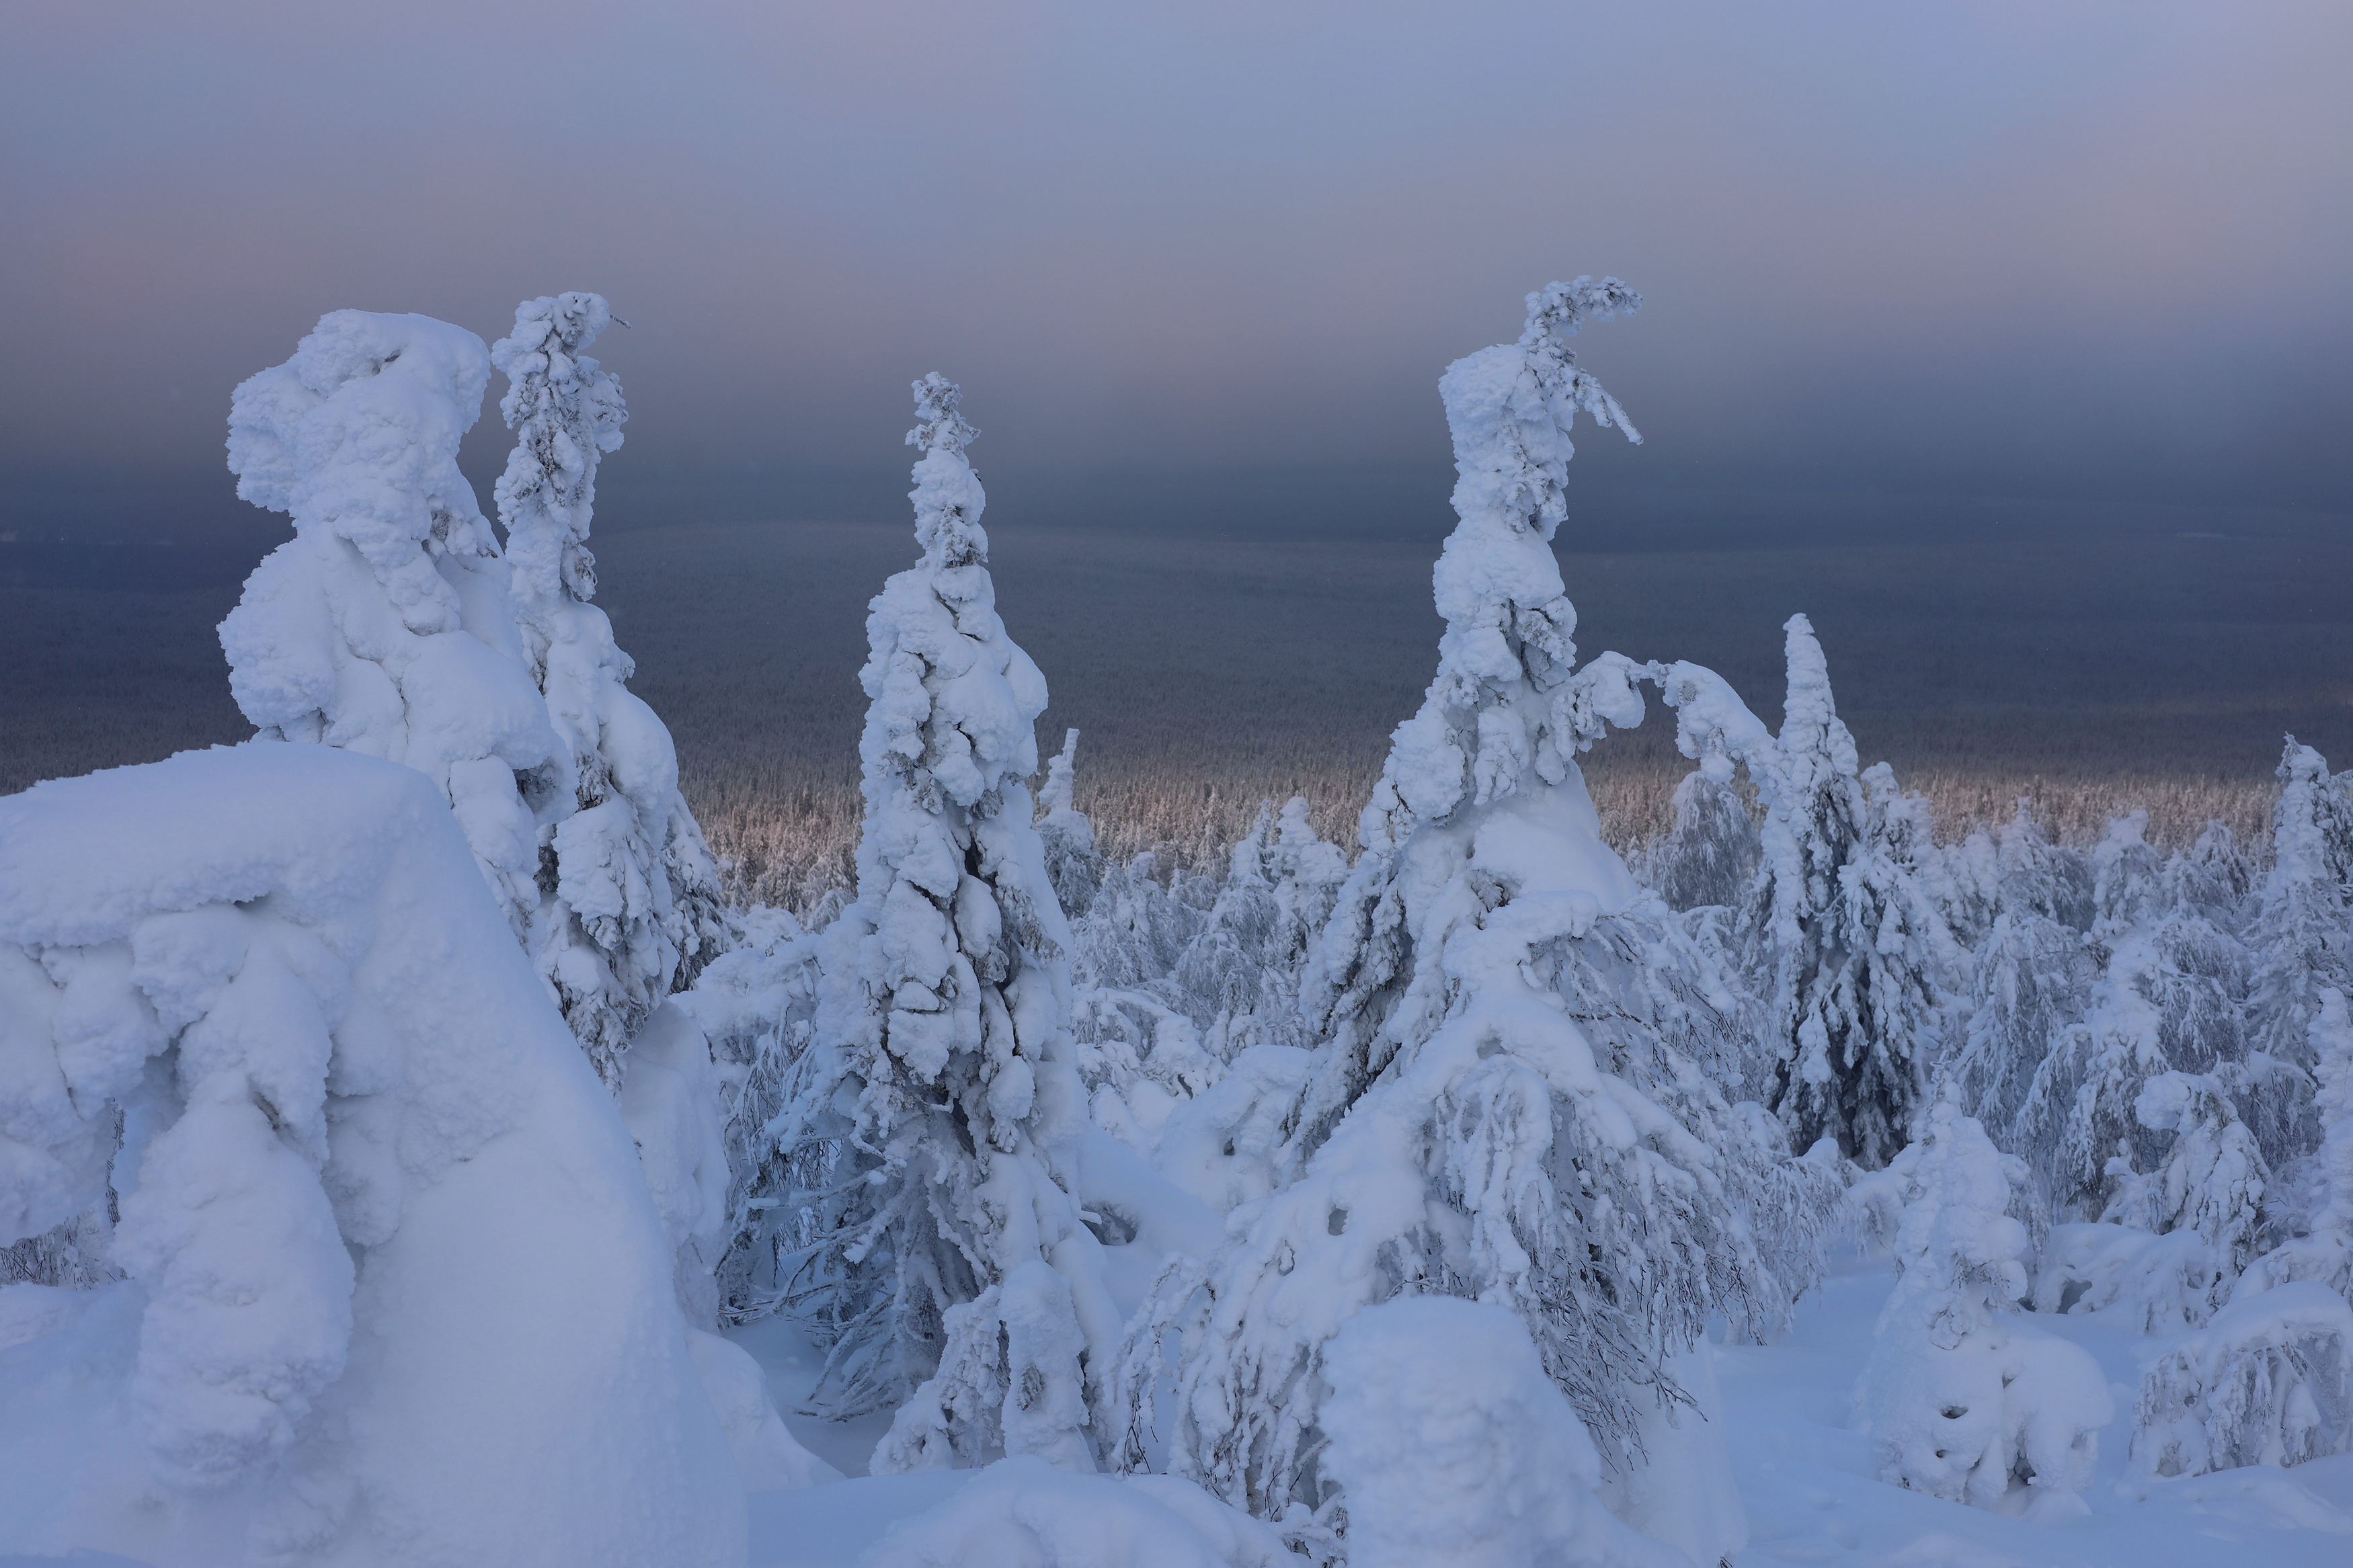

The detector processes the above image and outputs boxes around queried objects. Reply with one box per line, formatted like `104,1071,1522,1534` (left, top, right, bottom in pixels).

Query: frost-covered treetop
906,372,987,571
227,310,496,635
1771,613,1859,794
493,291,626,608
1359,278,1645,848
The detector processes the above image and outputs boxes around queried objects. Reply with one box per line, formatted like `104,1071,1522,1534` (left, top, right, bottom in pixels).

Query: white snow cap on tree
1858,1100,2113,1516
771,374,1115,1475
218,311,559,936
491,292,727,1083
0,745,743,1567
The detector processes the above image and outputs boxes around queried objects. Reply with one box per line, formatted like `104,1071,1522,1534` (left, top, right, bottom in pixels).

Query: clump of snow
1318,1298,1691,1568
1857,1100,2113,1516
0,745,743,1566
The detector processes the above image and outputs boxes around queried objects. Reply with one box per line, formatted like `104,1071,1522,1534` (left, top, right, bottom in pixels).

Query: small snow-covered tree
1857,1100,2112,1514
1171,798,1351,1057
1751,626,1954,1169
2132,1281,2353,1477
2247,741,2353,1120
2016,901,2251,1221
1117,283,1833,1552
2239,987,2353,1301
1035,729,1105,920
1640,768,1759,913
761,375,1113,1473
220,311,560,935
491,292,728,1083
2103,1072,2268,1286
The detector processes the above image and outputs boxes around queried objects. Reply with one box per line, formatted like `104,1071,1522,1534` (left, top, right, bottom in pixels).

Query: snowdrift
0,744,744,1567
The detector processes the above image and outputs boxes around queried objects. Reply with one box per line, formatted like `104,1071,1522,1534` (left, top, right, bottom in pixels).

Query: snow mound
859,1456,1299,1568
0,745,743,1567
1320,1297,1692,1568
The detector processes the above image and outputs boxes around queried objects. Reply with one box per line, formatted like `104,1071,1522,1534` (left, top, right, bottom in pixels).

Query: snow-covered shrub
2132,1280,2353,1477
2032,1222,2223,1334
491,292,729,1083
1317,1297,1691,1568
1750,621,1955,1168
862,1455,1302,1568
1119,282,1829,1546
1858,1101,2112,1515
0,745,746,1566
1640,767,1759,913
218,310,560,938
759,376,1114,1473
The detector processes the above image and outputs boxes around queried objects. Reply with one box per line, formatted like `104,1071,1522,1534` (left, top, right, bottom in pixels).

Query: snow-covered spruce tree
1938,802,2100,1155
491,292,728,1084
1640,766,1759,913
2239,987,2353,1301
1035,729,1105,919
1856,1100,2112,1514
220,311,561,936
1171,798,1351,1057
1116,282,1834,1560
2248,741,2353,1094
1751,620,1956,1169
762,376,1113,1473
2015,884,2254,1223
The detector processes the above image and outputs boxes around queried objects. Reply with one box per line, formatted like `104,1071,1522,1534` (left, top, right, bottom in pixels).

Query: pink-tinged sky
3,0,2347,506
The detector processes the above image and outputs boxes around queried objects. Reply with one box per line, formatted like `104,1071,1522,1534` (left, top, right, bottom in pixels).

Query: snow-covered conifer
1642,768,1759,913
491,292,727,1083
1117,284,1830,1553
219,311,560,934
761,375,1113,1473
2016,903,2251,1221
1036,729,1105,920
1858,1100,2112,1514
2239,987,2353,1301
1751,625,1954,1168
2247,741,2353,1092
2131,1281,2353,1477
2102,1071,2269,1308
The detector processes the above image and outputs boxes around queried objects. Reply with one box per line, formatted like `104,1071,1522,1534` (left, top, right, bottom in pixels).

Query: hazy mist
6,0,2349,538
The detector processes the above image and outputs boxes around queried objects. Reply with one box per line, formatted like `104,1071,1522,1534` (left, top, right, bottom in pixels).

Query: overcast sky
5,1,2347,514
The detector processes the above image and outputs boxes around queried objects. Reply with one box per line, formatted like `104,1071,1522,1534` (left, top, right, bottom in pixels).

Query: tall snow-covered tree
1117,282,1834,1559
2247,741,2353,1089
220,310,561,936
762,375,1113,1473
491,292,728,1083
1751,619,1952,1167
2239,987,2353,1301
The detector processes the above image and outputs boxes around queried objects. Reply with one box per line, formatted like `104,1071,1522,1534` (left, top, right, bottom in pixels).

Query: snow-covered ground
1718,1253,2353,1567
696,1255,2353,1568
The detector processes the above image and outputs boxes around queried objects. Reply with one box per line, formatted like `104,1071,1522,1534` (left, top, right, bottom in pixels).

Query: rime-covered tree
2247,741,2353,1096
2103,1072,2269,1307
1035,729,1104,919
762,376,1113,1474
2016,903,2252,1222
1115,283,1833,1559
1941,804,2100,1153
220,311,560,935
2240,987,2353,1301
1640,768,1759,913
1856,1100,2112,1513
1752,620,1952,1168
491,292,727,1083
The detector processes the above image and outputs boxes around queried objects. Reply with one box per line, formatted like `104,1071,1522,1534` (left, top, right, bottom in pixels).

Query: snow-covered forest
5,284,2352,1568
